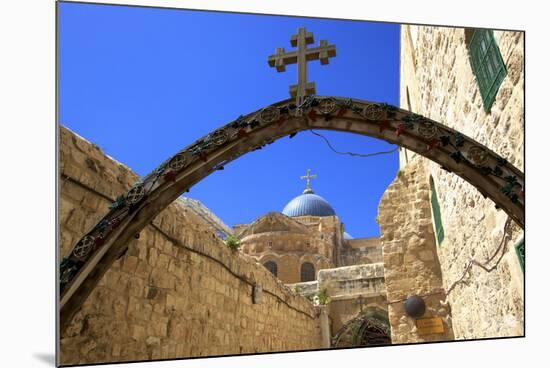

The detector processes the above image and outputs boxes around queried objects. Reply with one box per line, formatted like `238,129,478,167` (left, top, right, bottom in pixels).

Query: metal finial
300,168,317,194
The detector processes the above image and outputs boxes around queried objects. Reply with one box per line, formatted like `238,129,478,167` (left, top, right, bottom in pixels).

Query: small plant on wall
225,235,241,251
317,288,331,305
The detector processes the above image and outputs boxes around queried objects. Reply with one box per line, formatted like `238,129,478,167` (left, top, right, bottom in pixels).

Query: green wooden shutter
468,29,507,112
514,237,525,273
430,178,445,245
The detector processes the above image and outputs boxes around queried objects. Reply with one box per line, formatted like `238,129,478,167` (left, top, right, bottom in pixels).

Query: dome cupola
281,169,336,217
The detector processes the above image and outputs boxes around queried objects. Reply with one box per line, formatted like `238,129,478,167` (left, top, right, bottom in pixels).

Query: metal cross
268,27,336,106
300,168,317,191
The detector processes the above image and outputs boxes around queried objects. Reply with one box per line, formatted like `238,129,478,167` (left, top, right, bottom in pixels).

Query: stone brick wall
287,264,389,334
378,159,454,343
340,238,383,266
240,232,333,284
399,25,524,339
238,213,336,283
317,264,386,300
287,280,319,301
254,251,332,284
59,126,322,365
179,197,233,238
317,264,388,332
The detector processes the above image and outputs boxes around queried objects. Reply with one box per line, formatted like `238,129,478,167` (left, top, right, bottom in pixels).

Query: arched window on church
264,261,277,277
300,262,315,282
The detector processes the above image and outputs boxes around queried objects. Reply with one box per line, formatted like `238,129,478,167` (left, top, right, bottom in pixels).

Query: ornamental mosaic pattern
467,146,489,167
259,106,281,124
362,104,385,121
317,97,338,115
168,153,187,171
417,121,438,139
126,185,145,205
72,235,95,261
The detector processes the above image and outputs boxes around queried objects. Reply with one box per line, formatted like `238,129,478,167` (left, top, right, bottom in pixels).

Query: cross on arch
267,27,336,106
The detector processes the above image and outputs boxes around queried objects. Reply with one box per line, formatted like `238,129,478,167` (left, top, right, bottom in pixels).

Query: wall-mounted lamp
404,295,426,318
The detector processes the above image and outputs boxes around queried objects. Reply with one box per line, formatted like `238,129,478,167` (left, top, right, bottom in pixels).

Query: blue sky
59,2,400,238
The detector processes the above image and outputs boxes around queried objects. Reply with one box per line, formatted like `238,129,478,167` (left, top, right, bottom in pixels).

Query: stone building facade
378,159,454,343
237,212,335,284
392,25,524,340
236,182,384,284
235,180,390,344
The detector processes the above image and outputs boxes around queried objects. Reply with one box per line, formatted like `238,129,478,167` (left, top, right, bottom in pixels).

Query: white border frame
1,1,546,367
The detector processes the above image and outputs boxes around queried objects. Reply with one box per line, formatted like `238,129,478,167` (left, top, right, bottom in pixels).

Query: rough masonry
59,126,322,365
398,25,524,339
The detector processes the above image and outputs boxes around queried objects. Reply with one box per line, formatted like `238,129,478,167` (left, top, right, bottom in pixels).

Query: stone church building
58,25,524,365
235,174,388,340
236,176,382,283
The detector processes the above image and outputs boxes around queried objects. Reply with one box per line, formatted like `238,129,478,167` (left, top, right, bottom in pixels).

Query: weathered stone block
151,269,176,290
132,325,146,341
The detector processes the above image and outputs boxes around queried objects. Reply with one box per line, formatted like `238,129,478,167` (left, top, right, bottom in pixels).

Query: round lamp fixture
404,295,426,318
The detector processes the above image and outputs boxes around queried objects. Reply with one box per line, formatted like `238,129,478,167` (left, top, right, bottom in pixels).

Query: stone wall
340,238,383,266
287,280,319,301
288,264,389,334
378,159,454,343
254,251,332,284
238,213,336,283
317,264,386,300
399,25,524,339
317,264,387,332
179,197,233,238
59,126,322,365
239,231,333,284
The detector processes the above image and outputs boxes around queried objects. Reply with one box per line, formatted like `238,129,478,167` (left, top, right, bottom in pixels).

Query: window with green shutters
430,177,445,245
514,237,525,273
468,29,507,112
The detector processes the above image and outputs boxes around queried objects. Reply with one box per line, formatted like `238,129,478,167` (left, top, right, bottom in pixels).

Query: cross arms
268,48,298,72
291,29,314,46
307,40,336,65
267,41,337,72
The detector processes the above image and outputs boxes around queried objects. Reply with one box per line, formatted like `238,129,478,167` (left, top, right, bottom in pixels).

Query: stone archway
59,96,524,332
332,307,391,348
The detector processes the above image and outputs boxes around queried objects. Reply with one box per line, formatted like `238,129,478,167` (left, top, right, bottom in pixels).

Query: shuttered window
468,29,507,112
430,177,445,245
515,237,525,273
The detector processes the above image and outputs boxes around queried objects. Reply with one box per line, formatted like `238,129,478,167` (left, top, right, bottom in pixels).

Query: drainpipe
319,305,331,348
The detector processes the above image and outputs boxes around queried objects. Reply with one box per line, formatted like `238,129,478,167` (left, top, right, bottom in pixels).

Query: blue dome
282,191,336,217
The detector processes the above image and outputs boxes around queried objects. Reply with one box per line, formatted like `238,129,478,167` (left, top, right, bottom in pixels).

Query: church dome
282,189,336,217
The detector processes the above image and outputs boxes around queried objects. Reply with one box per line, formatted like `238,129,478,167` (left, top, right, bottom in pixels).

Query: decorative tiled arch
59,96,524,332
